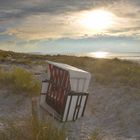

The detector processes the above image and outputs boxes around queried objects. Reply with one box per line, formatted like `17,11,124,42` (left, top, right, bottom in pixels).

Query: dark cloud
0,9,24,20
0,27,6,33
0,0,21,8
0,0,118,20
0,0,140,21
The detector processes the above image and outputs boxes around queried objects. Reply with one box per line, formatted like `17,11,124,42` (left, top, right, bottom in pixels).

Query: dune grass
0,97,66,140
0,118,66,140
89,59,140,87
44,56,140,88
1,49,140,88
0,66,40,97
89,128,103,140
2,52,140,87
1,54,140,88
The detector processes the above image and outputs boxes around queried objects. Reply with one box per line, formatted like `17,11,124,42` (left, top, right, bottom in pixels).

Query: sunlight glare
88,52,109,58
78,9,115,31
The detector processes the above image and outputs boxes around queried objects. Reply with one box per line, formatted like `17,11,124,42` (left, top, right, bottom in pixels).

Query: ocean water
78,52,140,63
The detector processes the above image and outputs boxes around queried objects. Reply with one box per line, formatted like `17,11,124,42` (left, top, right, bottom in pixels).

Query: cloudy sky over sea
0,0,140,54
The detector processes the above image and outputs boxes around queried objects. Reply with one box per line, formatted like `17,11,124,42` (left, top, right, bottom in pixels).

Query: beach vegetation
0,67,40,97
0,118,66,140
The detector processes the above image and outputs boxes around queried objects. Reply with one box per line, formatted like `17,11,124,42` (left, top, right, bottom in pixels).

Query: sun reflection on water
88,52,109,58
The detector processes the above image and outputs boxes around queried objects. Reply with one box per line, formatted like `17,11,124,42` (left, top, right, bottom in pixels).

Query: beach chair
40,61,91,122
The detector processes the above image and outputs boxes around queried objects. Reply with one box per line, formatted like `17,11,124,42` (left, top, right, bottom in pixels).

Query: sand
0,64,140,140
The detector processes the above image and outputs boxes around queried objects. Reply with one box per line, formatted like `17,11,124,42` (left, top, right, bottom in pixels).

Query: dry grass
0,67,40,97
0,50,140,139
1,49,140,88
89,128,103,140
0,118,66,140
45,56,140,88
1,49,140,90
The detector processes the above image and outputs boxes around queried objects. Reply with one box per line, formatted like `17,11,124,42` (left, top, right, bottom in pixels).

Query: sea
75,52,140,63
39,51,140,63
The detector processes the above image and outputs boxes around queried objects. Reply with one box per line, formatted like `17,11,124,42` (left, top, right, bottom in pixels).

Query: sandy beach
0,57,140,140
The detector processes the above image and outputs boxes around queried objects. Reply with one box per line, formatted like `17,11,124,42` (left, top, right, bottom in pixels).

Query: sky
0,0,140,54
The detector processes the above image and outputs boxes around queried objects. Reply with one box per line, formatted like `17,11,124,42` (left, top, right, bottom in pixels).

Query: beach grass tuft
0,67,40,97
0,118,66,140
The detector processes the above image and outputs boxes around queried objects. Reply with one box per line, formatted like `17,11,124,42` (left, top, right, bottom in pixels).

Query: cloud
0,27,6,33
5,7,140,41
0,0,140,21
1,0,139,20
33,35,140,54
0,0,140,42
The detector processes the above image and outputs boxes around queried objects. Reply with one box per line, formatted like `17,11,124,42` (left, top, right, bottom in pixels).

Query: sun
78,9,115,31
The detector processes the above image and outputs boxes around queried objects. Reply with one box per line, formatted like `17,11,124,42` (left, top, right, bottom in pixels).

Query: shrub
0,67,40,97
10,67,40,96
